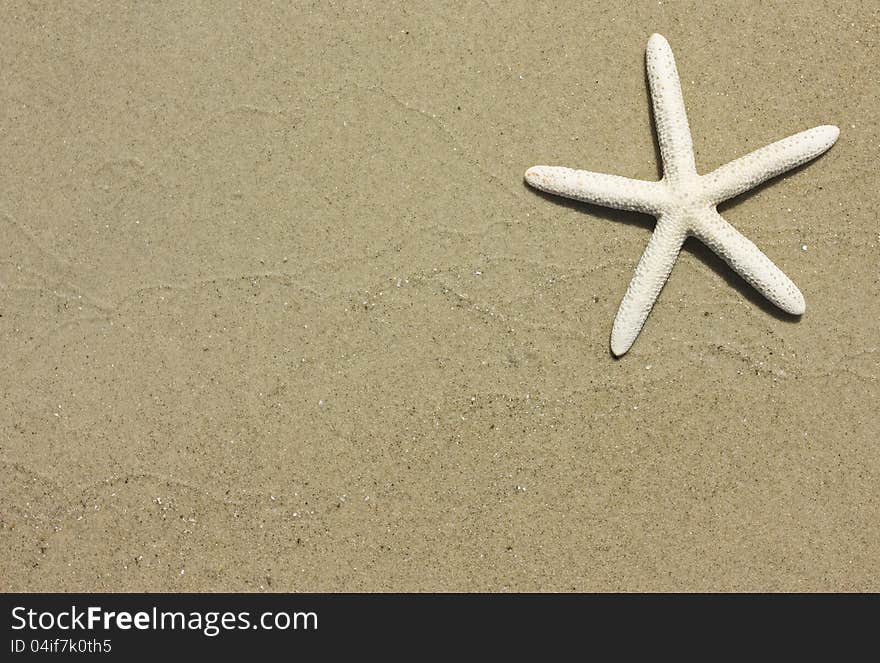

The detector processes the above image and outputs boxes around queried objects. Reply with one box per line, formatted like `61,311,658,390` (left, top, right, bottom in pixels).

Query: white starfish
525,34,839,356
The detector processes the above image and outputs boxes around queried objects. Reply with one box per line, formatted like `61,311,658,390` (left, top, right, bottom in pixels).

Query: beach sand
1,1,877,591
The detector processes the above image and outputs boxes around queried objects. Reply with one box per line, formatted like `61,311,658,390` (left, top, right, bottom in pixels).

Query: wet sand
1,1,877,591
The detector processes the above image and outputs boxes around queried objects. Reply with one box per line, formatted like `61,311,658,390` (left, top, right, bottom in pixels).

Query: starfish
525,34,839,356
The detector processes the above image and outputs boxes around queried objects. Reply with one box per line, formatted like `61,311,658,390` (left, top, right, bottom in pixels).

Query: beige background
1,1,877,591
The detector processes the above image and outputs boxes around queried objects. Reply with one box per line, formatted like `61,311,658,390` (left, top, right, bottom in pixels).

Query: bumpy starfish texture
525,34,839,356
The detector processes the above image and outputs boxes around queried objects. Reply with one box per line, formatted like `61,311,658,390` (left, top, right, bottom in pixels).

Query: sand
1,1,877,592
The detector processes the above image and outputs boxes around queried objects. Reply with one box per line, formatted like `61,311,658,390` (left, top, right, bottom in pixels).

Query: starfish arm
610,216,687,356
646,33,696,179
691,209,805,314
525,166,667,214
702,125,840,204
